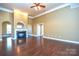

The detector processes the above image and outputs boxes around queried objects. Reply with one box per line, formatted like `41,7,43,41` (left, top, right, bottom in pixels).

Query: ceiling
0,3,64,18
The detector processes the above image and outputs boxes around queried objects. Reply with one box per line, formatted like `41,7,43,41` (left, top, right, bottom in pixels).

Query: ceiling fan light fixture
38,6,42,10
31,3,45,11
34,6,42,11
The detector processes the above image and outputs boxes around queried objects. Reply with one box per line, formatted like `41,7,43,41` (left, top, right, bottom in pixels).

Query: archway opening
2,21,12,37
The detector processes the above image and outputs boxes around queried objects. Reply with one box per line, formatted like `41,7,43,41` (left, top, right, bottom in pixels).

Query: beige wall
0,9,28,36
0,10,13,35
32,6,79,41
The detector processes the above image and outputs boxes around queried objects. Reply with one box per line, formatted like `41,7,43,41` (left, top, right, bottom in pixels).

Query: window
7,24,12,34
17,25,23,29
17,22,24,29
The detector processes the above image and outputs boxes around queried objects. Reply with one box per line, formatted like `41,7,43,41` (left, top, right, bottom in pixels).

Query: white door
37,24,44,36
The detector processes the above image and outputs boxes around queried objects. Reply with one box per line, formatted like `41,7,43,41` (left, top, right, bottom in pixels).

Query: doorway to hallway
36,24,44,36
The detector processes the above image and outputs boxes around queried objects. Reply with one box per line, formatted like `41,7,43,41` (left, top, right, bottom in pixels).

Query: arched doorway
2,21,12,37
2,21,12,50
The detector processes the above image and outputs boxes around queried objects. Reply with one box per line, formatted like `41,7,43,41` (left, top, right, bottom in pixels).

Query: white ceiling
0,3,64,18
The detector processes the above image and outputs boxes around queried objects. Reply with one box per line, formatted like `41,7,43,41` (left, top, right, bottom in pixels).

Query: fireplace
17,31,26,39
16,31,26,44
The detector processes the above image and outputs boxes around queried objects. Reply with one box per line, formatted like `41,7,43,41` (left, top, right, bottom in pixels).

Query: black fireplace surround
17,31,26,39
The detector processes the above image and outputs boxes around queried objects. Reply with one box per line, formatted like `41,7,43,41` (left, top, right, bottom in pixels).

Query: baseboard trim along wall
43,36,79,44
29,34,79,44
28,34,40,37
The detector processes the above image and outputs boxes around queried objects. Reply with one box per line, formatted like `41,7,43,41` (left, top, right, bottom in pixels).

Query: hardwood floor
0,36,79,56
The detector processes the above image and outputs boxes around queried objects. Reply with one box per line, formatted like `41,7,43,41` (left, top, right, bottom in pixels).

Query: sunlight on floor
6,37,12,50
0,38,2,41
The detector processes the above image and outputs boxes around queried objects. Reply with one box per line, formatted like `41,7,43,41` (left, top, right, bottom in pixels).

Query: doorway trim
36,23,44,36
2,21,12,37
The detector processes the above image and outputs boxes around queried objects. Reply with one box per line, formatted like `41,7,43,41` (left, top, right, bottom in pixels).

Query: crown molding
0,7,13,13
0,7,34,19
33,3,70,19
0,4,70,19
28,16,34,19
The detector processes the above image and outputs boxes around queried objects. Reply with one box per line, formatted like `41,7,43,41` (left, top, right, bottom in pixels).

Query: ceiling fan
30,3,46,10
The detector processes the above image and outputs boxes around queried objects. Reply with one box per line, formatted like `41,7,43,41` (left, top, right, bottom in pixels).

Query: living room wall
32,6,79,42
0,9,28,38
0,10,13,36
14,9,28,34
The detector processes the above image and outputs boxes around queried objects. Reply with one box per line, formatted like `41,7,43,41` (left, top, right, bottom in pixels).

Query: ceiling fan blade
37,3,40,5
34,3,37,4
34,3,40,6
40,5,46,8
30,6,35,8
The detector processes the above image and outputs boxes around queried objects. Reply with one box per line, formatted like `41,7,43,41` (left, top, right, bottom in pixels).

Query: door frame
2,21,12,37
36,23,44,36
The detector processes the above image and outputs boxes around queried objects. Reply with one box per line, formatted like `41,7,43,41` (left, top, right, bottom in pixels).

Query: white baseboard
28,34,41,37
43,36,79,44
0,34,12,37
16,34,79,44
